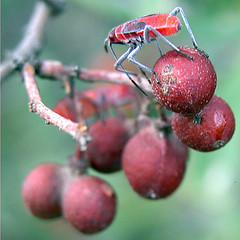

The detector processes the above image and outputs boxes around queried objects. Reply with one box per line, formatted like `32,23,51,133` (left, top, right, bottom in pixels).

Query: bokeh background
2,0,240,239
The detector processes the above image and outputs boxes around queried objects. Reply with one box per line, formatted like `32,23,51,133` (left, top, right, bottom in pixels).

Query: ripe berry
53,96,97,121
53,97,75,121
87,116,130,173
22,162,63,219
62,175,116,234
172,95,235,151
53,84,138,122
151,46,217,114
122,126,188,199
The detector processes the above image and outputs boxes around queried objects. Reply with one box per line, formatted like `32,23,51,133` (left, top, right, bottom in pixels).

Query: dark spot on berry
161,65,177,95
213,139,226,149
193,111,203,125
163,64,173,73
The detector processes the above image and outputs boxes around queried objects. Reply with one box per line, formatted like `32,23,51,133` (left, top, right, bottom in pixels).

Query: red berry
53,97,75,121
22,163,63,219
53,84,138,121
87,117,129,173
172,95,235,151
62,175,116,234
151,46,217,114
122,126,188,199
53,96,98,121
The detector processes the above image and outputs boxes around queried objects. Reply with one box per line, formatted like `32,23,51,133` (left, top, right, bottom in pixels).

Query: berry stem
156,103,168,122
22,63,91,150
193,110,203,125
67,143,89,174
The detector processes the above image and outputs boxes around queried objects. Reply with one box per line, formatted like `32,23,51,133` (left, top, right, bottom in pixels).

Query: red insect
104,7,206,94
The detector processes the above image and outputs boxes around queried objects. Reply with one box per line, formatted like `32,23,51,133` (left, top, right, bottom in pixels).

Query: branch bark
22,63,91,151
0,0,65,80
36,60,153,93
79,68,152,93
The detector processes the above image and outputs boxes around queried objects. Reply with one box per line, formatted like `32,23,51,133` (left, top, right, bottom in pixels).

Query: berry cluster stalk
22,63,90,150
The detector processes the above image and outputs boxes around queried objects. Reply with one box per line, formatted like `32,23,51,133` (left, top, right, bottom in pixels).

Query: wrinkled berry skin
22,163,63,219
122,126,188,199
172,95,235,151
62,175,116,234
151,46,217,114
87,117,129,173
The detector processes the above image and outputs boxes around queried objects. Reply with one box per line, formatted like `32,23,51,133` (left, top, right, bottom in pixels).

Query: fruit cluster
22,163,117,234
22,47,235,234
151,46,235,152
22,86,134,234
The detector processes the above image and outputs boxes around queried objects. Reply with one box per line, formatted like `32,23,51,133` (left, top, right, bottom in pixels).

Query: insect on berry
104,7,205,94
151,46,217,114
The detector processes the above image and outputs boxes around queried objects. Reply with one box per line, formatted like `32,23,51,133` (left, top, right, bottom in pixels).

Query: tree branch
79,68,152,93
36,60,153,93
22,63,91,151
0,0,65,80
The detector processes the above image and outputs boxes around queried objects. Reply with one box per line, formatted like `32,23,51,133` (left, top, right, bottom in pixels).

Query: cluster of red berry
151,46,235,152
22,5,238,229
22,46,235,234
22,162,117,234
123,47,235,199
22,85,134,234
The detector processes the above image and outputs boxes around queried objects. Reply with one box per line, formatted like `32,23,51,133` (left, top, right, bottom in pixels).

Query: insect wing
122,20,146,34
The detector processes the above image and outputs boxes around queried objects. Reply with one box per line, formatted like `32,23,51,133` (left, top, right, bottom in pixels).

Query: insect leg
114,45,137,75
170,7,198,48
154,39,163,56
144,25,194,60
109,43,148,96
143,27,163,56
138,67,152,85
170,7,209,58
127,44,160,84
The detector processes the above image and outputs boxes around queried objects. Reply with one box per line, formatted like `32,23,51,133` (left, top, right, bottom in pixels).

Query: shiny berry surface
62,175,116,234
151,46,217,114
172,95,235,151
53,96,97,121
122,126,188,199
87,117,129,173
22,163,63,219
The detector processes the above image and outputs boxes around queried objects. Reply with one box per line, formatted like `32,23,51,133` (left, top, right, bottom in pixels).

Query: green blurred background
1,0,240,239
